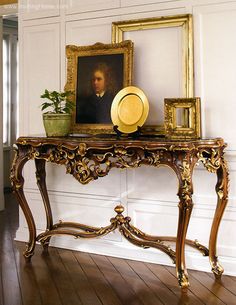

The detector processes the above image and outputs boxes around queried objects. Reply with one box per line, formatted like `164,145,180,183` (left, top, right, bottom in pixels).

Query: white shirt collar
96,91,105,98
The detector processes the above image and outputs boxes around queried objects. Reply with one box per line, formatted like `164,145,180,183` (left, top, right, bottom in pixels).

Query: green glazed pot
43,113,71,137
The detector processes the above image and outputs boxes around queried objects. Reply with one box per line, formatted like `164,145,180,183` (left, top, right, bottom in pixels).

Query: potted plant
40,89,74,137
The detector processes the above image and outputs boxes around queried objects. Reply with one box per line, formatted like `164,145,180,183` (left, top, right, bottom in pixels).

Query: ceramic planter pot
43,113,71,137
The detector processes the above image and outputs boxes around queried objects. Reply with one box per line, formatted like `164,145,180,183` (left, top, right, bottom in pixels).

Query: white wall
17,0,236,275
0,17,4,211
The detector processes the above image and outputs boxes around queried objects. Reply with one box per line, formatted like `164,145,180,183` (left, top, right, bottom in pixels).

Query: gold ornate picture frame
65,40,133,134
164,98,201,139
112,14,194,135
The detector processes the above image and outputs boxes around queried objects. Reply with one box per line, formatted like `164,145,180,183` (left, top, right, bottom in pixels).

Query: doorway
2,16,18,193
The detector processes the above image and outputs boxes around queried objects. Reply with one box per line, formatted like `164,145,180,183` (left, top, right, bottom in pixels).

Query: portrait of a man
76,54,124,124
65,41,133,133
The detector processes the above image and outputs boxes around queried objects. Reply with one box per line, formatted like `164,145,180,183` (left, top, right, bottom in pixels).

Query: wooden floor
1,194,236,305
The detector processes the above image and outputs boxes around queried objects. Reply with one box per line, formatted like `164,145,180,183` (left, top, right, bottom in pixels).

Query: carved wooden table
10,136,229,288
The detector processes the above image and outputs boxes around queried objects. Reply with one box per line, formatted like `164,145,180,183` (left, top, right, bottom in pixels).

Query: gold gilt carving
177,271,190,289
216,157,229,201
178,158,192,206
194,239,209,256
198,148,221,173
16,144,176,184
10,146,20,189
36,204,177,263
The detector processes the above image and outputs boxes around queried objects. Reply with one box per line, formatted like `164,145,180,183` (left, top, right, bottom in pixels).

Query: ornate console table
10,136,229,288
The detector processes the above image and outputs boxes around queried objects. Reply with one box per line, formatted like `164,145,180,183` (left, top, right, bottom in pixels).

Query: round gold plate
111,86,149,133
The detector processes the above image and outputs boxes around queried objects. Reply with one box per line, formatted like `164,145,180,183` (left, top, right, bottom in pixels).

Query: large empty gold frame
112,14,194,135
11,136,229,289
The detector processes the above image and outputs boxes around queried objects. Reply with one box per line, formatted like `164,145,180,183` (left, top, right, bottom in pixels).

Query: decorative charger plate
111,86,149,133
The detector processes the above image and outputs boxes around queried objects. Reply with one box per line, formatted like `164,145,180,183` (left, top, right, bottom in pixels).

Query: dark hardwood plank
108,256,163,305
127,259,178,305
166,266,225,305
5,191,61,305
0,221,4,305
229,275,236,282
189,269,236,305
91,254,144,305
5,194,20,235
146,263,203,305
0,211,23,305
42,246,83,305
0,267,3,305
28,245,63,305
74,251,123,305
7,195,43,305
58,248,103,305
13,242,43,305
208,273,236,296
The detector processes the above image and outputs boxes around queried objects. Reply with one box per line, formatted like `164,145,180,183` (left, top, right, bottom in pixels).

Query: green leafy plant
40,89,74,114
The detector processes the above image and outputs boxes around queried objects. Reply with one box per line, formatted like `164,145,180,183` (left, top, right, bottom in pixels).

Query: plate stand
113,125,141,139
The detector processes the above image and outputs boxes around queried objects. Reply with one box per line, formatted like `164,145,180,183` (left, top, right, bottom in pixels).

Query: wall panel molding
21,22,60,135
121,0,184,7
65,0,120,16
20,0,60,20
193,2,236,150
64,2,188,22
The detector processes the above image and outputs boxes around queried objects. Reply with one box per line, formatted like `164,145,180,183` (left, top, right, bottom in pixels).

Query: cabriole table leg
35,159,53,250
175,157,194,288
11,147,36,259
209,158,229,278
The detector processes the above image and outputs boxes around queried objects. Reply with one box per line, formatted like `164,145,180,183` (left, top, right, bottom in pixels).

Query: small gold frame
164,98,201,139
112,14,194,135
65,40,133,134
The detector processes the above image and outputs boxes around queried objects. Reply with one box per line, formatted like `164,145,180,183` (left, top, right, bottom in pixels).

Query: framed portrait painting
65,40,133,134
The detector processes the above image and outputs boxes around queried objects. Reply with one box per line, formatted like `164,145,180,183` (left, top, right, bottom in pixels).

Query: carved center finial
114,204,124,214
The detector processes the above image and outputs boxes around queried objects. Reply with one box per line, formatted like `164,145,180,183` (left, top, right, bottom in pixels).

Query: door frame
0,3,18,210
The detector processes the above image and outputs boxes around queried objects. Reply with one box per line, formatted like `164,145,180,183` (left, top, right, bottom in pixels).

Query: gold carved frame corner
65,40,134,134
112,14,194,135
164,97,201,139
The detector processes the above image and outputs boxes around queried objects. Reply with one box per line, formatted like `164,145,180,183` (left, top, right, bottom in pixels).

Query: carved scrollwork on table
177,157,193,207
197,148,222,173
14,141,177,185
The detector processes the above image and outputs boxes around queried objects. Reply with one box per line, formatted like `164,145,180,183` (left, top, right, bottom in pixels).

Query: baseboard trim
15,228,236,277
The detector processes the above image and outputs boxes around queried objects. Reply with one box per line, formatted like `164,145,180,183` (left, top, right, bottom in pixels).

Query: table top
16,135,226,150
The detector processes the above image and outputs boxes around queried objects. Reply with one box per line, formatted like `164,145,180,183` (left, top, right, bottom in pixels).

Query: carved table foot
40,237,51,251
23,243,35,260
177,270,190,289
211,259,224,279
